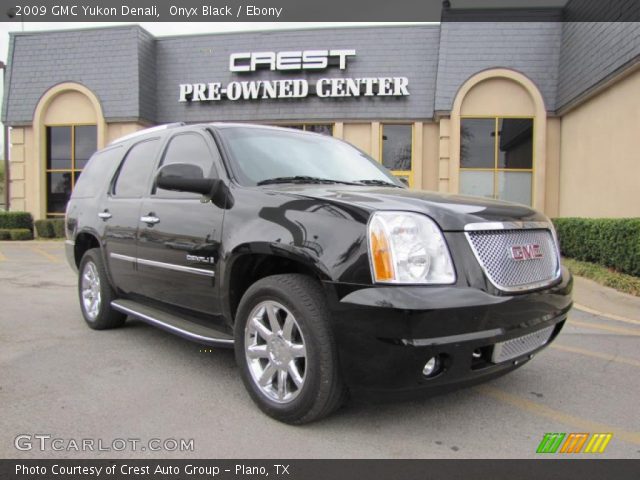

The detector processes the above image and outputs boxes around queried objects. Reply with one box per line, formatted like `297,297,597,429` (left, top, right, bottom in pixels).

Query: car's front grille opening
466,228,560,292
470,345,493,370
491,325,555,364
471,321,565,370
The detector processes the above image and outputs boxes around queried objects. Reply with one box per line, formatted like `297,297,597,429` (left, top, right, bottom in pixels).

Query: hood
262,185,547,231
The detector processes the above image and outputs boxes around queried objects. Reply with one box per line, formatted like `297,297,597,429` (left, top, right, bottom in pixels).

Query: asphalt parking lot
1,241,639,459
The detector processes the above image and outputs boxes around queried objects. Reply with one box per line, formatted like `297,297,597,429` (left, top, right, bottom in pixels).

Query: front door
136,131,225,316
102,138,162,296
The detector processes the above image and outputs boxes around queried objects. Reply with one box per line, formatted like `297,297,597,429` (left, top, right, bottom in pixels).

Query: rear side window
154,132,218,197
112,139,161,198
71,145,124,199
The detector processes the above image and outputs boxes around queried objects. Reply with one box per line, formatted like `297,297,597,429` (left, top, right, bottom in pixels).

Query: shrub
562,258,640,297
34,218,66,238
52,218,66,238
0,162,4,208
0,229,10,240
0,211,33,231
35,219,55,238
552,218,640,277
9,228,33,241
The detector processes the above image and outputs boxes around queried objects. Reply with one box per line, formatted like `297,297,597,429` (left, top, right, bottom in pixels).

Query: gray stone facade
2,22,639,126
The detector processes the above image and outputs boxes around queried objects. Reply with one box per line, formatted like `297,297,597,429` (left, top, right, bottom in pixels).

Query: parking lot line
0,249,5,261
31,246,62,263
476,385,640,446
574,303,640,326
568,318,640,336
550,343,640,368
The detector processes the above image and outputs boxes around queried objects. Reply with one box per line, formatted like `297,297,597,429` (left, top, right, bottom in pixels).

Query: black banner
0,0,639,22
2,460,640,480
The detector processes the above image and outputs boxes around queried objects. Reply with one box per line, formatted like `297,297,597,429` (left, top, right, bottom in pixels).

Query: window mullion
71,126,75,188
493,117,499,199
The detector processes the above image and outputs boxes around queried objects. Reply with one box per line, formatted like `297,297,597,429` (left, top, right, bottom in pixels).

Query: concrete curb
572,275,640,323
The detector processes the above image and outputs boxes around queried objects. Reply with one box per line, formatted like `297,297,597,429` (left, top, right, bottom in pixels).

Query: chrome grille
492,326,554,363
466,228,560,292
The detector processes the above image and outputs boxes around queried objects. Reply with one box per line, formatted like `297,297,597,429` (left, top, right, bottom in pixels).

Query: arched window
34,83,105,218
450,69,548,211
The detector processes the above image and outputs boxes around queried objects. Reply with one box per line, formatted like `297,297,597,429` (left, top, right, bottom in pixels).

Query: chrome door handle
140,215,160,225
98,211,112,220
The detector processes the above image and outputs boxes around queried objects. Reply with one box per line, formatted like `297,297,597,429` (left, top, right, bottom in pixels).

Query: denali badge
186,254,215,264
510,244,543,261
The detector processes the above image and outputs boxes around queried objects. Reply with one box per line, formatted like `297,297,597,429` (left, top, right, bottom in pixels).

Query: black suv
65,123,572,424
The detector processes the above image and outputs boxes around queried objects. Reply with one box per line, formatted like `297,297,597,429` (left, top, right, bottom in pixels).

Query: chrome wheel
81,261,101,321
244,300,307,404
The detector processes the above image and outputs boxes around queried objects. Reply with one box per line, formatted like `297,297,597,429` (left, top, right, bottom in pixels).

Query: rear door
102,138,162,296
136,131,226,315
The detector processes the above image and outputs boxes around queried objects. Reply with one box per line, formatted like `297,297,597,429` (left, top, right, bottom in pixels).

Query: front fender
220,188,374,285
217,188,375,322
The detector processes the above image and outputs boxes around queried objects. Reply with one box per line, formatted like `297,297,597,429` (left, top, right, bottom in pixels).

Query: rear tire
78,248,126,330
234,274,346,424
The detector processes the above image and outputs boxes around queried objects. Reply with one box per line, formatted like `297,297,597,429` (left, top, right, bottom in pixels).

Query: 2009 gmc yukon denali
65,123,572,424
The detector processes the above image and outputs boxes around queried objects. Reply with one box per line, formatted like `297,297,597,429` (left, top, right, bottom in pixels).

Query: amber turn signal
370,228,395,282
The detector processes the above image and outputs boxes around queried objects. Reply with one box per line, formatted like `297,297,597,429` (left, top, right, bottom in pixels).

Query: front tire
78,248,126,330
234,274,346,424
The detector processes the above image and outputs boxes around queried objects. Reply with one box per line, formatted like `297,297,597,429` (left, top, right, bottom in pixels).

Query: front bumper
323,267,572,397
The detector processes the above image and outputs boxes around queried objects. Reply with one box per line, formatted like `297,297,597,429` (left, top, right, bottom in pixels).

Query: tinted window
305,124,333,136
382,124,412,171
72,146,124,199
498,118,533,169
279,124,333,135
461,119,496,168
155,133,218,197
46,172,73,215
46,127,72,170
113,139,160,198
74,125,98,170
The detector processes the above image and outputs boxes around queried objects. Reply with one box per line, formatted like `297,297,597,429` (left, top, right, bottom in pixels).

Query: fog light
422,356,440,377
472,349,482,359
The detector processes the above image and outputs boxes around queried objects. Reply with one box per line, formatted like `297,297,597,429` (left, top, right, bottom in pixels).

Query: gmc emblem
510,244,543,261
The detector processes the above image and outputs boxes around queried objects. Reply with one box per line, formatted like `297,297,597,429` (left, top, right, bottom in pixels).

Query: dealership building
1,16,639,220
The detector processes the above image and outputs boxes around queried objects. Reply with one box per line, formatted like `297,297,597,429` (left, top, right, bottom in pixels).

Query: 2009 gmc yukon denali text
65,123,572,424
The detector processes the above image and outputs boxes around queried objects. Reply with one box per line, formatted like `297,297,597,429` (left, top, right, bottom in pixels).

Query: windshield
217,126,402,187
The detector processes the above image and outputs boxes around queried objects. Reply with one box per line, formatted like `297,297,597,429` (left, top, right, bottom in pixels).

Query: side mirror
155,163,214,195
398,177,409,187
154,163,232,209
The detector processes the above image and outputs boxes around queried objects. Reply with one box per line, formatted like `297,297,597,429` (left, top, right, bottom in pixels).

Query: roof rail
110,122,186,145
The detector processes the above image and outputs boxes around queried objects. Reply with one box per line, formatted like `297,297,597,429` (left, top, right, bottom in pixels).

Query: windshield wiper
355,179,402,187
257,176,360,186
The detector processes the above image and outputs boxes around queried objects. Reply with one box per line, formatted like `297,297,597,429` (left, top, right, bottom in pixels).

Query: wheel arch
222,243,331,324
73,230,123,306
73,230,101,267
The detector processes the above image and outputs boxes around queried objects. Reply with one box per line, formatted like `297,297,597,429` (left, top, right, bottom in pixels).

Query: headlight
368,211,456,284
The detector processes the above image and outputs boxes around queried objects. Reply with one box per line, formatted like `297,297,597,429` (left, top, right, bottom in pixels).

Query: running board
111,299,234,347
